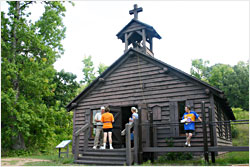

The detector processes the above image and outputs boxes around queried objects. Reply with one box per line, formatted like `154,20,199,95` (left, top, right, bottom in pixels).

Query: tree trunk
11,1,26,150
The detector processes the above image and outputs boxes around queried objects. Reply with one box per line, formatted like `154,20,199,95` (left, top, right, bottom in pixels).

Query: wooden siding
72,54,214,152
214,100,232,147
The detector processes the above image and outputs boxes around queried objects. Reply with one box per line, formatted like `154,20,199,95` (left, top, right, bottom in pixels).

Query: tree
190,59,249,110
190,59,210,82
97,63,109,76
44,70,80,108
208,63,234,89
1,1,70,151
81,55,96,85
227,62,249,110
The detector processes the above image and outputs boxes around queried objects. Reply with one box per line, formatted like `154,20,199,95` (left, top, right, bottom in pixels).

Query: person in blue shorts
181,105,202,147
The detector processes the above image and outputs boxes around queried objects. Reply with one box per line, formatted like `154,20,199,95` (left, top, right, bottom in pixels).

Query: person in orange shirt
100,107,114,149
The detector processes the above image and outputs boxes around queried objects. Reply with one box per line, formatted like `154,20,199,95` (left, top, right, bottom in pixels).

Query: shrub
155,138,193,163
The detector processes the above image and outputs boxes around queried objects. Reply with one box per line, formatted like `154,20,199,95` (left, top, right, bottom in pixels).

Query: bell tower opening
116,4,161,57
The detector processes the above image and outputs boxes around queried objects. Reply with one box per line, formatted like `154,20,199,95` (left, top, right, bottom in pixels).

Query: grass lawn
22,154,78,166
141,152,249,166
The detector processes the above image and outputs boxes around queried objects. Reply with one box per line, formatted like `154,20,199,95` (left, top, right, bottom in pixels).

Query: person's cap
101,106,105,110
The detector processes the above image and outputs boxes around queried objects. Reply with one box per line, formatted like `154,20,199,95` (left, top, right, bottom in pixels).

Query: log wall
71,53,224,154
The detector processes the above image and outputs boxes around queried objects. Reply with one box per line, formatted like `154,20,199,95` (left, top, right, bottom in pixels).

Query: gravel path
1,158,51,166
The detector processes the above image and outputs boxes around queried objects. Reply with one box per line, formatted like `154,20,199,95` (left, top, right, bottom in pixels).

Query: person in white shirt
93,106,105,149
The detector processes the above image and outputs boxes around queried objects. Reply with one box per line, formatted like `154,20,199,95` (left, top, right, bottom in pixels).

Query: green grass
141,152,249,166
232,124,249,146
216,152,249,165
23,154,77,166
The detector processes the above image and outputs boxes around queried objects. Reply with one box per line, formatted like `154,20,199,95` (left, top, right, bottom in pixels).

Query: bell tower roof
116,4,161,56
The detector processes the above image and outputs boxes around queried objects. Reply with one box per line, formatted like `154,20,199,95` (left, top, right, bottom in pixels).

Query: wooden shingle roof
116,19,161,43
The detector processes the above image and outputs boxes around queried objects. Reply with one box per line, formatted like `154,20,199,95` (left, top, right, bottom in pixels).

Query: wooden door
138,103,149,145
109,106,122,147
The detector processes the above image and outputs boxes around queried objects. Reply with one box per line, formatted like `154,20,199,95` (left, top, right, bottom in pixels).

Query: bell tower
116,4,161,57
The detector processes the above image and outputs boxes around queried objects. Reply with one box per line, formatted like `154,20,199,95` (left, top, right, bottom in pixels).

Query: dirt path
1,158,51,166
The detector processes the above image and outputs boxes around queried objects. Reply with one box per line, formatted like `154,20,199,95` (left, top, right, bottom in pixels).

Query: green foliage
44,70,80,108
232,108,249,120
190,59,210,82
97,63,109,75
1,1,74,154
216,152,249,165
155,138,193,162
81,55,96,85
190,59,249,110
142,152,249,166
231,125,239,139
231,108,249,146
25,154,75,166
80,55,109,86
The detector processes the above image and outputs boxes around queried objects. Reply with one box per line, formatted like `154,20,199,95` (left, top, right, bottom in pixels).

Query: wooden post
125,33,128,52
145,122,150,147
126,124,132,166
74,135,79,160
209,95,218,156
138,106,143,164
202,101,209,163
228,120,232,141
153,127,157,161
149,37,153,53
142,29,146,54
149,111,154,162
84,126,89,152
209,107,216,163
134,119,139,164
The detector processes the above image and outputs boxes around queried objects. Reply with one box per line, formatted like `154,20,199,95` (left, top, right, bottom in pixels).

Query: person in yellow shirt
100,107,114,149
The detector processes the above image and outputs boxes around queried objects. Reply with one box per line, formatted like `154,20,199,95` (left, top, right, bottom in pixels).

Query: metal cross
129,4,143,20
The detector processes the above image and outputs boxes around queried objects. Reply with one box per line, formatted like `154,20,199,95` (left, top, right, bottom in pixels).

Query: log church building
66,4,235,165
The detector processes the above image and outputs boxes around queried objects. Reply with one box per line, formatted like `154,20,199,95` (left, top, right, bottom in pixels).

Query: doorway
120,105,138,146
178,101,186,136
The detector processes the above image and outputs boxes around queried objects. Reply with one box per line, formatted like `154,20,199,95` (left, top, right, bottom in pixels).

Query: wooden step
74,159,126,166
81,151,126,157
85,148,126,152
78,155,126,161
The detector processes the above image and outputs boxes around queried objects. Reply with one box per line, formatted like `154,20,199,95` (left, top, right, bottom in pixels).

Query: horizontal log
116,59,150,69
105,69,162,82
143,147,204,152
114,62,156,73
81,87,206,105
75,117,85,121
97,78,188,92
90,80,191,99
77,94,210,109
208,146,249,152
157,138,211,143
95,76,184,93
110,66,161,78
157,143,212,147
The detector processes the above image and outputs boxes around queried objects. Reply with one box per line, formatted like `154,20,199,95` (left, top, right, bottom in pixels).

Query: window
178,101,186,136
91,109,101,138
152,106,161,120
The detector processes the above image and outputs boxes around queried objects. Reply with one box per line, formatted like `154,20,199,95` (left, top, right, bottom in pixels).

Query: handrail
125,122,134,166
74,123,90,161
74,123,89,137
